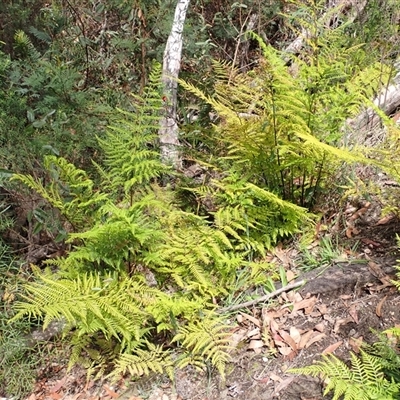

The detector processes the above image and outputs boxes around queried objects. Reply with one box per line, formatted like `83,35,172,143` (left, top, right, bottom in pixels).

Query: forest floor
14,194,400,400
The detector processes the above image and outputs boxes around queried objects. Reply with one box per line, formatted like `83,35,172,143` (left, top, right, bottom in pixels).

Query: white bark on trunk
159,0,191,168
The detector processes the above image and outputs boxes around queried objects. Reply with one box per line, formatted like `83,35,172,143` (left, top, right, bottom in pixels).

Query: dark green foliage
0,37,111,175
0,0,49,56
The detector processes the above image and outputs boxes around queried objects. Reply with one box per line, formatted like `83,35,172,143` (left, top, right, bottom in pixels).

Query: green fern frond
172,313,232,378
64,203,162,272
181,28,386,209
110,342,173,380
12,156,108,229
14,30,41,60
289,351,400,400
97,63,168,196
10,271,157,347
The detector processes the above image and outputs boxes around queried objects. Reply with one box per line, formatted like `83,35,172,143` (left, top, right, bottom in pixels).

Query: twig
218,280,306,313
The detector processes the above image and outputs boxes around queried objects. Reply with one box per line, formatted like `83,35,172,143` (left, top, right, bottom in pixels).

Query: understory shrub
10,65,310,380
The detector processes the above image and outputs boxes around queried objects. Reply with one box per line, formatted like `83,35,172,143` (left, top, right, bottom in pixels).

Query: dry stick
218,280,306,313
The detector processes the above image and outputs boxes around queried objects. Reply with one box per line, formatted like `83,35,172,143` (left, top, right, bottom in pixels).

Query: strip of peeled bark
159,0,191,168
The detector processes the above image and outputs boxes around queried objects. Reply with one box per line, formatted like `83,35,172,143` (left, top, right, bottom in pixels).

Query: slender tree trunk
159,0,190,168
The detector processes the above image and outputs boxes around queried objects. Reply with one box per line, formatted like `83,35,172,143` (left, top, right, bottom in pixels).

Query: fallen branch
218,279,306,313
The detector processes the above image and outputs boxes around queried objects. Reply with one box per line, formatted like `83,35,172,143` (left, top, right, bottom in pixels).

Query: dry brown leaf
229,328,248,348
349,202,370,221
270,318,280,332
285,290,295,302
376,215,395,225
333,317,353,333
240,312,261,327
305,333,326,348
323,314,335,324
261,308,271,325
378,275,395,287
349,336,363,353
298,330,315,349
269,373,283,382
279,330,298,351
317,303,328,314
322,341,343,355
51,377,67,393
309,311,322,318
348,305,359,324
264,308,288,319
376,295,388,317
103,385,118,399
278,346,293,355
292,297,317,313
286,270,296,282
284,350,297,362
274,340,286,348
247,327,261,338
248,339,264,350
361,238,381,247
289,327,301,343
50,393,63,400
314,323,325,332
345,205,358,214
274,245,291,267
281,291,290,302
293,292,304,302
345,226,354,238
368,261,385,278
236,314,243,324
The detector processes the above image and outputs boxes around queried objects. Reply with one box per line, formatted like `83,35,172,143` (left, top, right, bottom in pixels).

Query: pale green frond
172,313,232,378
110,342,173,380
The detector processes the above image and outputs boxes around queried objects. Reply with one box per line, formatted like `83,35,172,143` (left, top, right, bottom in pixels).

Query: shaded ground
13,201,400,400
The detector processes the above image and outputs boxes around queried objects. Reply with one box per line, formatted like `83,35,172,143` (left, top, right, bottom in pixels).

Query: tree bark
159,0,191,168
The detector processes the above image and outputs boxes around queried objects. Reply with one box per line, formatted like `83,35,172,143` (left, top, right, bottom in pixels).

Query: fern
193,173,311,252
10,271,154,347
10,61,297,381
173,313,232,378
13,30,41,61
180,26,388,209
290,351,400,400
97,63,168,197
12,156,109,230
110,342,174,380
